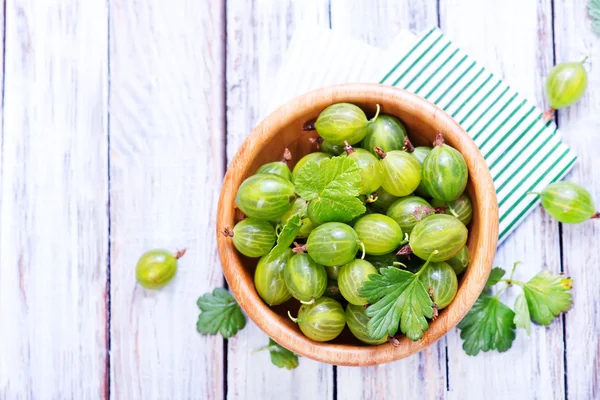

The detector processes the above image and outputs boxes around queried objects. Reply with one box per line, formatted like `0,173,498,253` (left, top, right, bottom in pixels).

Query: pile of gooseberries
224,102,474,344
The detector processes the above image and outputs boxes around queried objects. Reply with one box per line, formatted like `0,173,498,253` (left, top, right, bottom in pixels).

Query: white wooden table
0,0,598,399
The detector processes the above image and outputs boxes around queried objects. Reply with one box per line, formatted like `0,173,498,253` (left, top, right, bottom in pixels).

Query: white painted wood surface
108,0,225,399
554,1,600,398
0,0,598,399
0,0,109,398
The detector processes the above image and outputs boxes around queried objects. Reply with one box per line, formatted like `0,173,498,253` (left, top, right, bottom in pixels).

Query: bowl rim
217,83,499,366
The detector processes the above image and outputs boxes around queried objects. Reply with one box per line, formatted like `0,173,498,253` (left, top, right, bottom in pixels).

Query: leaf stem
251,345,270,355
416,250,438,277
507,261,522,283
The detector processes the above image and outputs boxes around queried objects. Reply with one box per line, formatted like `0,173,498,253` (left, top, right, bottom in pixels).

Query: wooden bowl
217,83,499,366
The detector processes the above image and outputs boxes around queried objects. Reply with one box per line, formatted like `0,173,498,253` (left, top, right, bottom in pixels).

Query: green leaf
589,0,600,35
265,214,302,262
513,294,531,335
359,267,433,341
254,339,299,370
294,157,365,222
520,270,573,325
457,296,516,356
485,267,506,287
196,288,246,338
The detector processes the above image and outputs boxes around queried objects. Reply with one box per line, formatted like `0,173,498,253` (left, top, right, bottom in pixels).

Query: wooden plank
108,0,225,398
441,1,566,399
0,0,109,397
553,1,600,398
329,2,447,399
225,2,334,399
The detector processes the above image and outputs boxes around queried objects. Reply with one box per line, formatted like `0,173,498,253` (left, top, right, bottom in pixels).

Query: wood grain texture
0,0,109,397
440,1,567,399
328,2,449,397
225,1,335,398
553,1,600,398
108,0,225,398
218,84,498,366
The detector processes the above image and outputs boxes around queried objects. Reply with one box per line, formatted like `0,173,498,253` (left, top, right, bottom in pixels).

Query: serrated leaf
514,294,531,335
485,267,506,287
265,214,302,262
589,0,600,35
359,267,433,341
293,156,364,222
457,296,516,356
308,196,366,223
197,288,246,339
521,270,573,325
262,339,299,370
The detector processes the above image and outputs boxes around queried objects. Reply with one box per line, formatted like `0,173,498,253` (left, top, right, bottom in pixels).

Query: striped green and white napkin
266,26,576,245
381,28,576,243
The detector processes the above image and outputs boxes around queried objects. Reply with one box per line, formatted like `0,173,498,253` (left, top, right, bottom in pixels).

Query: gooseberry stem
287,311,299,323
527,191,541,196
300,298,315,305
374,146,387,159
543,108,555,122
591,211,600,219
309,136,324,150
303,119,317,131
447,204,459,218
174,249,187,259
366,193,378,203
344,140,356,155
370,104,381,123
433,132,445,147
292,242,306,254
281,148,292,164
403,136,415,153
221,227,234,237
581,55,589,64
388,336,401,347
399,233,410,246
360,242,366,260
393,261,408,268
396,244,413,257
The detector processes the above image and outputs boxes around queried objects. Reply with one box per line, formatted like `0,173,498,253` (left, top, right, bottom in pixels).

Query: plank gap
105,0,112,398
332,365,337,400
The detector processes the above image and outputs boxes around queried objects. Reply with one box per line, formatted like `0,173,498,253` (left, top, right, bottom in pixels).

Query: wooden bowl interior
218,84,498,365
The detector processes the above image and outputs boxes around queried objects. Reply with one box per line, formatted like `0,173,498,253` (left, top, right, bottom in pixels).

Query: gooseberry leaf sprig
265,214,303,263
196,288,246,339
458,262,573,356
294,156,366,223
253,339,300,370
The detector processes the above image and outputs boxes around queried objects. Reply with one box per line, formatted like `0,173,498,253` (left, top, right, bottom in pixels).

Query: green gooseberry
353,214,404,256
235,174,296,220
136,249,184,289
254,248,293,306
338,259,378,305
344,144,383,195
255,148,293,181
288,297,346,342
376,148,421,197
431,194,473,226
305,222,361,267
406,214,468,262
421,133,468,202
314,103,377,145
283,253,327,304
386,196,435,235
447,246,469,275
417,261,458,309
368,187,399,214
346,304,388,345
226,218,276,258
546,59,588,111
531,181,599,224
360,114,407,158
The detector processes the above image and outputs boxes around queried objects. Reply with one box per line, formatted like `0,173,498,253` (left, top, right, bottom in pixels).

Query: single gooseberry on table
544,57,588,121
136,248,185,289
531,181,599,224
